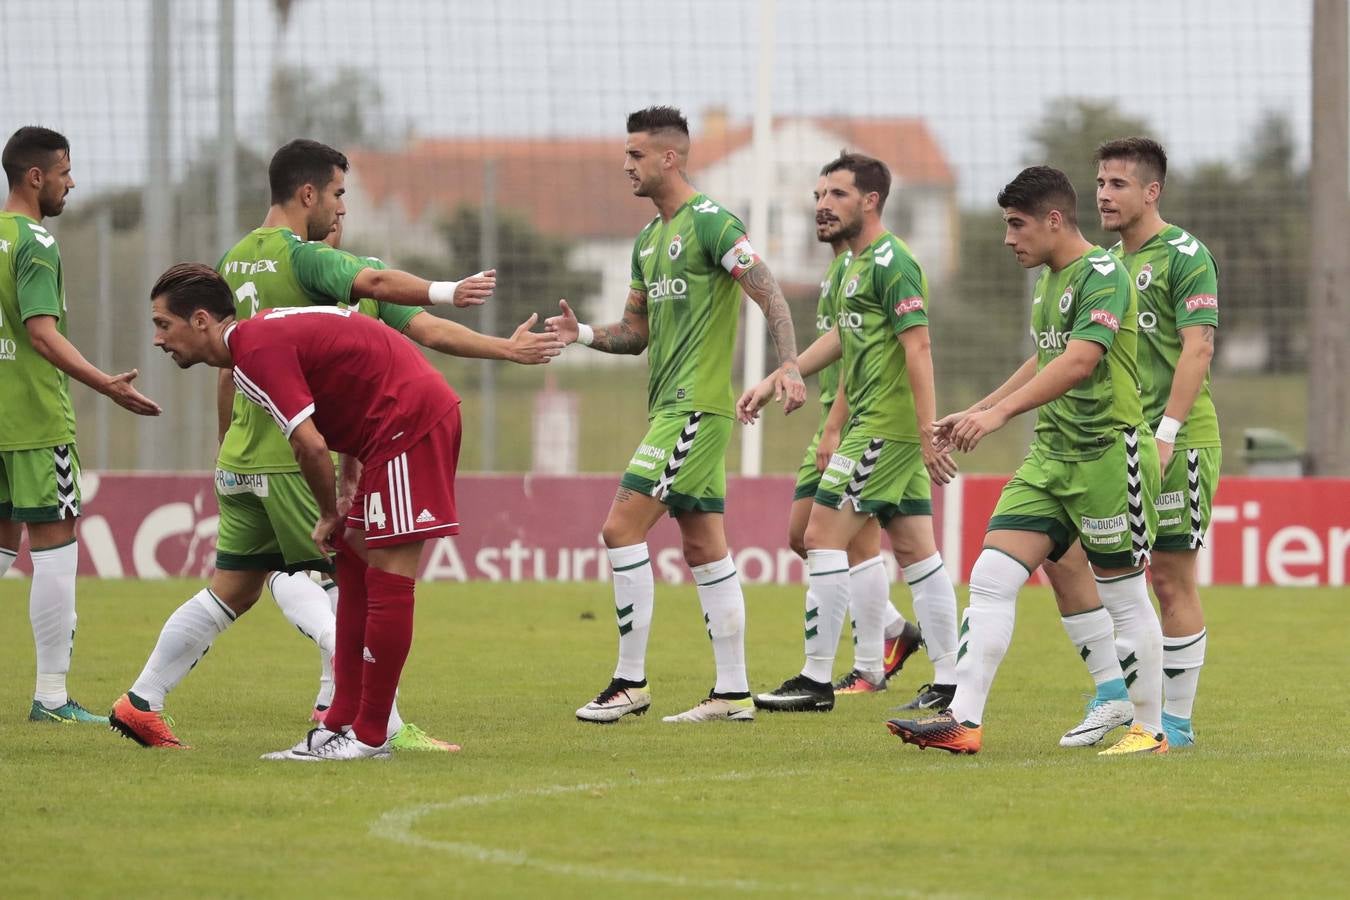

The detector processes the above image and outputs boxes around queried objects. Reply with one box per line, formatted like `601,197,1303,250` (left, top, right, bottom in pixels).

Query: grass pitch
1,578,1346,899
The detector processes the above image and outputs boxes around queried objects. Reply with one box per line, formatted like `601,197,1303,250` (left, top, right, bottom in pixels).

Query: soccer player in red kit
149,262,461,761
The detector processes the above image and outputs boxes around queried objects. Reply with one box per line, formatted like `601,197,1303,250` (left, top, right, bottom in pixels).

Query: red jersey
225,306,459,465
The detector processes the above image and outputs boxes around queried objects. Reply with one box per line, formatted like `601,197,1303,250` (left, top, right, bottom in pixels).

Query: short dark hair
268,139,348,205
1095,136,1168,188
820,150,892,212
997,166,1078,225
152,263,236,321
2,126,70,189
626,106,689,137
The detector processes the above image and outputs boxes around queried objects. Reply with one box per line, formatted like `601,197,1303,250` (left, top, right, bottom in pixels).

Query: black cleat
753,674,834,712
883,621,925,681
893,682,956,712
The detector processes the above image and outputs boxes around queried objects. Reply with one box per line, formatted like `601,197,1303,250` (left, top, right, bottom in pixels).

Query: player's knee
967,548,1030,605
1149,559,1196,608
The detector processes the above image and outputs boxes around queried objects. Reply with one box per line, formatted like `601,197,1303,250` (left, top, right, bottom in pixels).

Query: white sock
317,579,338,707
270,571,337,710
949,549,1027,726
802,549,850,684
386,694,405,739
30,542,78,707
692,554,748,694
1096,571,1164,735
608,543,654,683
130,589,235,710
882,602,906,640
904,552,959,685
1060,606,1127,691
1163,628,1207,721
848,555,889,679
0,546,16,577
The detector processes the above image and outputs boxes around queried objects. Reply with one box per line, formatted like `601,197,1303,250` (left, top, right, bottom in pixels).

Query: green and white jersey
628,193,756,419
216,228,421,473
815,249,852,410
836,232,929,443
1029,246,1144,460
0,212,76,451
1111,224,1220,448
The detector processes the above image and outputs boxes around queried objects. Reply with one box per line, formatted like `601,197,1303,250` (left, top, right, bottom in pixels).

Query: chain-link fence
0,0,1326,474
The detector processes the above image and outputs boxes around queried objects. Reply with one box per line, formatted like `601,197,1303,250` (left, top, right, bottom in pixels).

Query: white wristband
575,323,595,346
1155,416,1181,443
428,280,459,305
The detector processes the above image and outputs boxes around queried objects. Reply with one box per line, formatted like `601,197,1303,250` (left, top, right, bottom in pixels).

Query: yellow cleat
1098,723,1169,756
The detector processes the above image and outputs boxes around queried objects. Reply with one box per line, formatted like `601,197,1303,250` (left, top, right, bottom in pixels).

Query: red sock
323,545,368,732
351,567,416,746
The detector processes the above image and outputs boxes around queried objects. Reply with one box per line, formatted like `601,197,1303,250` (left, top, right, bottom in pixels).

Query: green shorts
793,414,832,501
213,468,332,574
989,427,1159,569
1154,445,1221,552
0,443,81,523
812,431,932,524
619,411,732,514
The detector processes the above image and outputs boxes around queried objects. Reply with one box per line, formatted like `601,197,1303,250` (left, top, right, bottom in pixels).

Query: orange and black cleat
109,693,189,749
883,621,924,681
886,710,982,755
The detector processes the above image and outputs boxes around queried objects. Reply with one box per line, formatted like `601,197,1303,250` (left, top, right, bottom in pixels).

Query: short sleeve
289,239,367,305
1171,244,1219,330
880,251,929,335
375,301,422,332
232,345,316,438
1070,256,1129,350
15,225,63,321
629,231,647,293
689,201,759,279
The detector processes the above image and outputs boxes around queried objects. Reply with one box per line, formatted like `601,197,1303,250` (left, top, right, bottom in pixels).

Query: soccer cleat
390,723,461,752
108,693,188,749
286,730,392,762
1098,723,1169,756
883,621,924,681
893,682,955,712
310,704,329,723
752,674,834,712
886,710,982,754
576,677,651,723
833,669,887,695
29,698,109,725
1162,712,1195,748
261,726,345,760
1059,698,1133,748
661,694,755,723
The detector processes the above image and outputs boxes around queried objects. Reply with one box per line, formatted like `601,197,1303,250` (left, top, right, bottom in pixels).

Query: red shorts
345,412,462,547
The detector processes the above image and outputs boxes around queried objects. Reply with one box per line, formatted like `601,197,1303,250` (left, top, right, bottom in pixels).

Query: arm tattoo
1201,325,1215,345
591,289,649,355
739,263,800,367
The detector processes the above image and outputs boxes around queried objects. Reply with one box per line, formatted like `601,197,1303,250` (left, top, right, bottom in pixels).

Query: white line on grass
370,768,954,897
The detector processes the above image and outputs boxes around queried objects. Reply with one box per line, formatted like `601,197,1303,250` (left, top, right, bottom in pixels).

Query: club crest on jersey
844,276,859,298
667,233,683,260
1136,264,1153,291
1058,286,1073,314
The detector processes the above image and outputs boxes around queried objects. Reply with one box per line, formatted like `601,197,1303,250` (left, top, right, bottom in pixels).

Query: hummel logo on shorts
416,509,436,524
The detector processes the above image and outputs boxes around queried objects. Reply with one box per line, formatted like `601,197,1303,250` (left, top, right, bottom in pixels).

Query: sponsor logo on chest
1031,325,1069,352
647,274,688,302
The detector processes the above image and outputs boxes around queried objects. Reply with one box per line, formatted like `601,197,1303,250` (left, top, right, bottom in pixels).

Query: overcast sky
0,0,1315,205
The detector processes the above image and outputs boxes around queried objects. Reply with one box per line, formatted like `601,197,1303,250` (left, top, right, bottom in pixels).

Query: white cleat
576,678,652,723
261,726,344,760
662,695,755,723
1059,699,1134,747
288,730,391,761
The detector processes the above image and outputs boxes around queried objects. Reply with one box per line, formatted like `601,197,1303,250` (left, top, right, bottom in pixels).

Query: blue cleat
29,698,110,725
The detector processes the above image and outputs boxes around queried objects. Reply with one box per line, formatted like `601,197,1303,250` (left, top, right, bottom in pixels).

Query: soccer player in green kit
548,106,806,724
111,139,559,750
743,152,959,714
888,166,1167,756
1,126,161,724
1050,138,1219,749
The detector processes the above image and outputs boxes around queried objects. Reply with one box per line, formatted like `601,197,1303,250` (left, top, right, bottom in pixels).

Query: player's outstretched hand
104,369,162,416
453,269,496,307
735,376,776,424
928,410,966,453
771,365,808,415
508,313,565,365
950,406,1010,453
922,438,959,485
544,299,580,345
